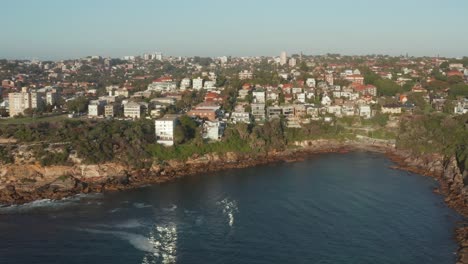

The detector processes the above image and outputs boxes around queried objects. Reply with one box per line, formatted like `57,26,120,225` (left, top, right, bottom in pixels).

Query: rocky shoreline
0,139,467,263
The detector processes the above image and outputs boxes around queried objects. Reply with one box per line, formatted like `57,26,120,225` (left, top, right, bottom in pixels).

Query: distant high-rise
280,51,288,66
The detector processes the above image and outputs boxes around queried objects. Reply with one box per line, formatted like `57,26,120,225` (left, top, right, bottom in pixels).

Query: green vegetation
397,113,468,168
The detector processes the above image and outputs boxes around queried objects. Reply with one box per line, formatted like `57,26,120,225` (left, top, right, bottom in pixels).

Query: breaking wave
218,198,238,227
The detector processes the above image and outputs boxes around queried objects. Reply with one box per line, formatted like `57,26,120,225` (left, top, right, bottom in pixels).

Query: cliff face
0,139,355,205
388,150,468,264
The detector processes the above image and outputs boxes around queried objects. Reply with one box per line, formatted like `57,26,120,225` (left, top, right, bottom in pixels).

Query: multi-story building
180,78,191,90
345,74,365,85
289,57,297,67
104,103,120,117
8,89,30,117
280,51,288,66
88,100,107,117
251,103,266,121
193,77,204,90
155,114,179,146
202,121,226,141
46,89,60,106
252,90,266,103
239,70,253,80
147,77,177,92
359,105,372,119
124,101,143,119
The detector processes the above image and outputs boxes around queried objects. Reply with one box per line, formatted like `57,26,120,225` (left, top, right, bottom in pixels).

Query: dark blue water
0,152,462,264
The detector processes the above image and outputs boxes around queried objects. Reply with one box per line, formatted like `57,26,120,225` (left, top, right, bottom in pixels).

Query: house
454,99,468,115
239,70,253,80
447,70,464,78
306,78,316,88
253,90,266,103
155,115,179,146
411,84,427,93
205,92,223,102
358,105,372,119
327,105,342,117
381,104,402,114
147,77,177,92
321,95,332,106
353,84,377,97
294,104,307,117
345,74,365,85
231,111,251,124
187,103,221,121
203,121,226,141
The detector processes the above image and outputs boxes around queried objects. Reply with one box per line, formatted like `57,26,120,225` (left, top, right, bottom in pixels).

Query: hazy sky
1,0,467,60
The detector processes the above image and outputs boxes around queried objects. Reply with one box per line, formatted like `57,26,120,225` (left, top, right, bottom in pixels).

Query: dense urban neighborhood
0,52,468,168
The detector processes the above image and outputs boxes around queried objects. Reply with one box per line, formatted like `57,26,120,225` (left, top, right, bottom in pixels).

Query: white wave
133,202,152,209
218,198,238,227
114,219,145,229
80,228,159,254
0,193,103,214
163,204,177,212
109,208,122,213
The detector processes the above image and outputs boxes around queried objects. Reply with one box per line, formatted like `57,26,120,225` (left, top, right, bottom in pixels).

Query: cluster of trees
397,113,468,168
0,119,155,168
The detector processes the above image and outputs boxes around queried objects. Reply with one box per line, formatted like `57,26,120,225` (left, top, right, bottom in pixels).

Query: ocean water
0,152,462,264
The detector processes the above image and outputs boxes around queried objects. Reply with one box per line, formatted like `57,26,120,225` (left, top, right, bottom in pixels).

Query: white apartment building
359,105,372,119
8,87,43,117
155,115,179,146
193,77,204,90
124,102,143,119
180,78,191,90
88,100,107,117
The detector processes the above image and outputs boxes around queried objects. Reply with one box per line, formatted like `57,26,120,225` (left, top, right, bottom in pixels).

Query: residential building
454,99,468,115
8,89,30,117
289,57,297,67
193,77,204,90
280,51,288,66
155,114,179,146
267,106,282,119
180,78,191,90
147,77,177,92
345,74,365,85
124,101,143,119
239,70,253,80
104,104,120,117
381,104,402,114
251,103,266,121
306,78,316,88
359,105,372,119
231,111,251,124
252,90,266,103
88,100,106,117
203,121,226,141
46,89,60,106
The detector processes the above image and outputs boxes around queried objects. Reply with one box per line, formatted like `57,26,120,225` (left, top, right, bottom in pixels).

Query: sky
1,0,468,60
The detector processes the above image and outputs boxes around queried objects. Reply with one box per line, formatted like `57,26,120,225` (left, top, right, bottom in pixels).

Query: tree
449,84,468,98
375,79,402,96
66,96,89,113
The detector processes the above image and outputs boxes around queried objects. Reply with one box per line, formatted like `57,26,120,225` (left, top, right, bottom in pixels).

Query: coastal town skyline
2,0,468,60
